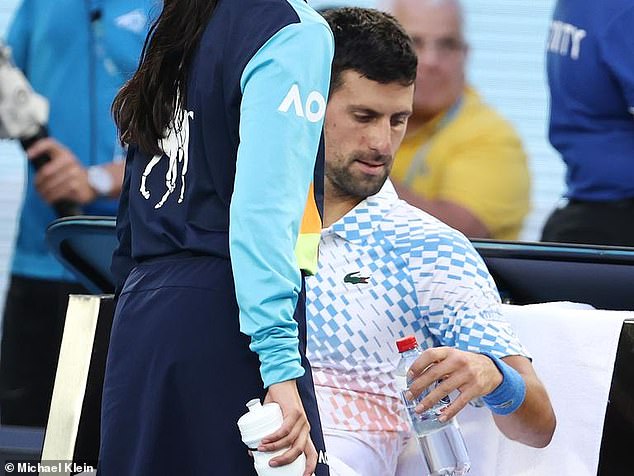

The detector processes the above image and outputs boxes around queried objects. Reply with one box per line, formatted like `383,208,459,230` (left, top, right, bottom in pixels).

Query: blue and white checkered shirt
306,180,529,432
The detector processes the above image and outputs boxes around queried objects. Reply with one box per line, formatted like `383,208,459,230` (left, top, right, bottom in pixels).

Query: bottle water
395,336,471,476
237,398,306,476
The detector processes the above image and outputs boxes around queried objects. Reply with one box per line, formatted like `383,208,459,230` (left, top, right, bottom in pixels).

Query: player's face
324,71,414,199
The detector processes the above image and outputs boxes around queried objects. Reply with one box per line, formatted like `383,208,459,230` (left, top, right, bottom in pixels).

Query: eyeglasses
411,36,466,57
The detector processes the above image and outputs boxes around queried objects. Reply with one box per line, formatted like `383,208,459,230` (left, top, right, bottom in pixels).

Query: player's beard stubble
326,151,393,201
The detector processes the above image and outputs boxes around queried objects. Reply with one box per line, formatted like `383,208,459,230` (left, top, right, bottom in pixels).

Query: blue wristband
480,352,526,415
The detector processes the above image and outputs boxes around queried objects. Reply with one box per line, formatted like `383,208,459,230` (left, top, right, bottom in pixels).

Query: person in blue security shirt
542,0,634,246
0,0,153,428
99,0,333,475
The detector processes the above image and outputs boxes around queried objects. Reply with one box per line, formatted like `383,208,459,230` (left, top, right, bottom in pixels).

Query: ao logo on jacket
140,106,194,209
278,84,326,123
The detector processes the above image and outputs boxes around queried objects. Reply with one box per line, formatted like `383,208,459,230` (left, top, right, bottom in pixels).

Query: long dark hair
112,0,218,155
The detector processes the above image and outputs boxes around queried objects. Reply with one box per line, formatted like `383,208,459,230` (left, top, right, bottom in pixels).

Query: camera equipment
0,42,80,216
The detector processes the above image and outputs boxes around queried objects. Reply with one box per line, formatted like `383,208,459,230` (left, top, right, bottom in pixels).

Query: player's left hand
405,346,503,422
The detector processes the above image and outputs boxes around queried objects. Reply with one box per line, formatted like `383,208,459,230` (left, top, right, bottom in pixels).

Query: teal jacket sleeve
230,20,333,388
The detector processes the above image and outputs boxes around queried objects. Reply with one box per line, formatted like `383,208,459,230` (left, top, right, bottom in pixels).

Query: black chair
46,216,117,294
472,239,634,311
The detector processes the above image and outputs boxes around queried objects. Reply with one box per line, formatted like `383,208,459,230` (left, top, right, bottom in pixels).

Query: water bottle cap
396,335,418,353
237,398,284,447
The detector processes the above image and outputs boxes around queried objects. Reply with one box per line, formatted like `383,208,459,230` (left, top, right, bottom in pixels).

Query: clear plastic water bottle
395,335,471,476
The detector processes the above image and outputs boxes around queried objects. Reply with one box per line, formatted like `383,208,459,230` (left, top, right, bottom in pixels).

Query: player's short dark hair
321,7,417,94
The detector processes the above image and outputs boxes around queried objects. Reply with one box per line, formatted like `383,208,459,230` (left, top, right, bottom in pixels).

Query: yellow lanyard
403,97,463,187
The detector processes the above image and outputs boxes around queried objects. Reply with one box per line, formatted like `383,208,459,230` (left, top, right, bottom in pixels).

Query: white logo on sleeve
278,84,326,123
140,107,194,209
115,9,147,34
547,20,586,60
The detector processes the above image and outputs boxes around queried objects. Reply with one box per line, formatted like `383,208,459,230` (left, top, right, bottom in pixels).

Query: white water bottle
395,336,470,476
237,398,307,476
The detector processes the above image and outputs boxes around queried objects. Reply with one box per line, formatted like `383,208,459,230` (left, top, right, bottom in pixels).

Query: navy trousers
541,198,634,247
0,276,87,427
98,256,329,475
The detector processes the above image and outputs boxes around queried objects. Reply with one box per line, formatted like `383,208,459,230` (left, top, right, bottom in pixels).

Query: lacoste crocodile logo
343,271,370,285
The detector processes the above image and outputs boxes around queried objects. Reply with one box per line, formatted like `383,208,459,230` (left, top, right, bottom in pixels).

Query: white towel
459,302,630,476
